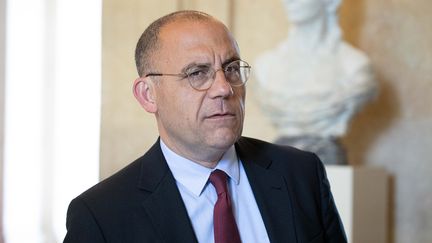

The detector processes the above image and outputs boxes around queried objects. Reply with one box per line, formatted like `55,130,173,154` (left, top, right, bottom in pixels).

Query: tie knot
209,169,228,195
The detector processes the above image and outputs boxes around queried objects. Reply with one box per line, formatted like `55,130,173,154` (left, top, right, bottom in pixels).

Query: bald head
135,10,222,77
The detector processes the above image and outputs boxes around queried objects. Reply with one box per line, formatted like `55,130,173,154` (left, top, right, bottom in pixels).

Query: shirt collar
160,140,240,197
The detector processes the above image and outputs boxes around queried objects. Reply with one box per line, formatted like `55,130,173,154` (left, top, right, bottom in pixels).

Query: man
64,10,347,243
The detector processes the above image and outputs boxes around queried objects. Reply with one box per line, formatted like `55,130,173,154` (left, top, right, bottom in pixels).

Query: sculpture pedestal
326,166,389,243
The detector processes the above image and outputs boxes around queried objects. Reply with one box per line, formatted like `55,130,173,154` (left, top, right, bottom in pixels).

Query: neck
160,136,224,169
288,15,327,52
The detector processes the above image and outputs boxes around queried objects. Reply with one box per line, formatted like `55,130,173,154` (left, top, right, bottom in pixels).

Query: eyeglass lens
188,60,250,90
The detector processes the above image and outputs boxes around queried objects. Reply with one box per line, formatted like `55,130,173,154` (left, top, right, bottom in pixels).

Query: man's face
150,19,246,164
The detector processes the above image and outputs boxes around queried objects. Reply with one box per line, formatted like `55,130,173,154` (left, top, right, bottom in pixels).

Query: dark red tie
209,169,241,243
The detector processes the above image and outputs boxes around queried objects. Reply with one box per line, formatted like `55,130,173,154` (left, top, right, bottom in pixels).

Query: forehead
157,19,240,64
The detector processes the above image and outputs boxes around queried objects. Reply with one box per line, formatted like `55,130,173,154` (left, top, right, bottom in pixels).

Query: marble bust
254,0,377,164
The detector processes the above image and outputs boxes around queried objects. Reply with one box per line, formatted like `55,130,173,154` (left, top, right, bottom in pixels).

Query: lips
207,112,234,118
206,112,236,120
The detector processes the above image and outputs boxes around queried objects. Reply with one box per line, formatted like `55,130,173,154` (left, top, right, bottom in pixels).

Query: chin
287,7,322,23
207,130,241,149
289,14,317,23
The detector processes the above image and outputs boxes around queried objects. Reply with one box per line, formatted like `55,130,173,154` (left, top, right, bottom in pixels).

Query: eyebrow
180,62,211,74
180,56,241,73
222,56,241,67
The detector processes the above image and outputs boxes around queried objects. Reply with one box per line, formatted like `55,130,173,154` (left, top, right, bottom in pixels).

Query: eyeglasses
145,60,251,91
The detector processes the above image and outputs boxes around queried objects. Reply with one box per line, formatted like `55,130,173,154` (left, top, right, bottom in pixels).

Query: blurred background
0,0,431,242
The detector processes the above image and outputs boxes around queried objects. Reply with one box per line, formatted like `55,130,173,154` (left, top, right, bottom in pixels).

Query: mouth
206,112,236,120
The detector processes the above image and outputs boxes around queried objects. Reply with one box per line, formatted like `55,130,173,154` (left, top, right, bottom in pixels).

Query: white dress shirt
161,140,270,243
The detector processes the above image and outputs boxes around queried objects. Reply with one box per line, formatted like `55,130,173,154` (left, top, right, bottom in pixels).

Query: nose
207,69,233,98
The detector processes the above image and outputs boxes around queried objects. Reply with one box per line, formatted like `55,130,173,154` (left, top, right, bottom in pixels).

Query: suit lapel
138,140,198,243
236,138,298,243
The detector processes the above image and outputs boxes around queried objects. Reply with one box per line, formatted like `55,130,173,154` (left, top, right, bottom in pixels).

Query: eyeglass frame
144,59,251,91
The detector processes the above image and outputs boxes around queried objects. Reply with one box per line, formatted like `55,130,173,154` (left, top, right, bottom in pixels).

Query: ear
133,77,157,113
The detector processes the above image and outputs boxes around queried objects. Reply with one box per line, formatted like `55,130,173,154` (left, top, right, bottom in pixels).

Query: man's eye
189,70,206,77
187,67,210,79
225,65,240,73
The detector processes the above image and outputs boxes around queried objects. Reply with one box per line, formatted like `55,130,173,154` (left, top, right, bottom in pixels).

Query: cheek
162,88,205,122
235,88,246,109
155,87,182,120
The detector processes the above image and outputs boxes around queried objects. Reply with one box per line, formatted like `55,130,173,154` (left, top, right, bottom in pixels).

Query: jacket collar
236,137,298,242
138,139,199,243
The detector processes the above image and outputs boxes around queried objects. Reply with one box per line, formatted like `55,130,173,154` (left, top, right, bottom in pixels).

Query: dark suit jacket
64,137,347,243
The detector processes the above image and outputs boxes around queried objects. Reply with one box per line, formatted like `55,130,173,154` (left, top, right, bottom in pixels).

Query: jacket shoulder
236,136,321,170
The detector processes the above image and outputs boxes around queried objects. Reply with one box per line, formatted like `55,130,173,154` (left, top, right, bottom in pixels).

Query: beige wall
101,0,432,242
101,0,176,178
0,0,6,241
339,1,432,242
